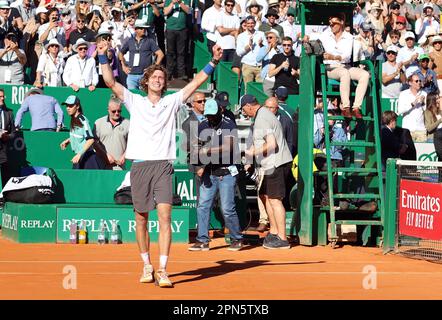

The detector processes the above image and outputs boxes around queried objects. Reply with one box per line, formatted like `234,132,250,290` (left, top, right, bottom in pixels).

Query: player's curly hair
140,65,168,95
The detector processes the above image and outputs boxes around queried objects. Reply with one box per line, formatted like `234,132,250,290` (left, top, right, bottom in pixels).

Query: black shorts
259,162,291,199
130,160,174,212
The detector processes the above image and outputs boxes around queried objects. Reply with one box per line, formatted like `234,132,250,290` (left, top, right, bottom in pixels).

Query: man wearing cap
416,53,439,94
397,31,424,77
188,99,243,252
280,6,297,43
63,38,98,91
67,13,97,52
97,36,223,287
354,22,375,61
215,91,236,123
119,19,164,90
415,0,440,21
385,19,406,48
215,0,240,62
394,0,416,29
241,94,292,249
0,32,26,84
268,36,300,95
415,3,440,44
236,15,266,86
130,0,160,39
14,87,64,132
382,45,403,98
258,8,283,37
429,35,442,89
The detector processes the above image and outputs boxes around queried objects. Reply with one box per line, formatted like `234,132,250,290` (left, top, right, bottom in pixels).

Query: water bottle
110,221,119,244
283,58,289,71
97,219,106,245
69,219,77,244
78,220,87,244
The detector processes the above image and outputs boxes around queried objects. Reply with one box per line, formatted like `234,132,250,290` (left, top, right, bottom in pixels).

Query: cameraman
0,32,26,84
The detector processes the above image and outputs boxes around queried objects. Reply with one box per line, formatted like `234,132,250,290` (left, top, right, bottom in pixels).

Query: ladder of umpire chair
319,60,385,248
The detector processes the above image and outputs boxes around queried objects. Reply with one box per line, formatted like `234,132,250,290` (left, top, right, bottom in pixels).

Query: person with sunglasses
129,0,160,40
35,38,65,87
318,12,369,119
60,95,105,169
67,13,97,53
256,28,281,97
63,38,98,91
382,45,404,98
215,0,240,62
93,95,130,170
38,7,66,48
397,72,428,142
416,53,439,94
97,35,223,287
415,3,440,45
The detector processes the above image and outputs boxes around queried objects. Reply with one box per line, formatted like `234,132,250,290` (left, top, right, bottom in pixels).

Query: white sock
140,252,151,265
159,255,168,270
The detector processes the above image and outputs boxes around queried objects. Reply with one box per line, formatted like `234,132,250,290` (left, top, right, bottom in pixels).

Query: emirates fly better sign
399,179,442,240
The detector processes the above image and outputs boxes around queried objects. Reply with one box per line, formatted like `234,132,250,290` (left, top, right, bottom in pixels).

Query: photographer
38,7,66,48
0,0,23,47
0,32,26,84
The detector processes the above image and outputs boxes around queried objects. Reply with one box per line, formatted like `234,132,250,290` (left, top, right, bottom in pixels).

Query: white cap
386,45,398,53
36,6,48,14
432,35,442,44
265,28,280,41
404,31,415,40
0,0,10,9
423,3,433,10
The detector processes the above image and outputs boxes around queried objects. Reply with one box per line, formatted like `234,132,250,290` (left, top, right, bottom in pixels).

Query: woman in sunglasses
256,28,281,96
34,38,65,87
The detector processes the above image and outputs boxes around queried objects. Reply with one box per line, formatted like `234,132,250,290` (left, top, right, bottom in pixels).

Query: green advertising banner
56,207,189,243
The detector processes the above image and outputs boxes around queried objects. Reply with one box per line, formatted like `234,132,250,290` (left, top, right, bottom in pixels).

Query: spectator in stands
275,0,287,23
258,8,283,37
236,15,266,86
59,7,76,47
119,19,164,90
60,95,104,169
93,28,120,88
242,94,292,249
130,0,161,40
188,99,243,251
354,22,375,61
416,53,439,94
268,36,299,95
419,28,436,54
63,38,98,92
94,96,130,170
215,0,240,62
0,32,26,84
15,0,36,28
318,12,369,119
280,6,297,43
14,87,64,132
424,92,442,161
397,73,428,142
87,9,103,34
245,0,263,29
201,0,223,54
397,32,424,77
98,36,223,287
430,35,442,89
415,3,439,44
0,0,23,48
76,0,93,16
415,0,441,20
0,88,15,187
366,2,384,35
352,3,364,33
382,45,404,98
395,0,416,30
380,110,408,169
67,13,96,52
215,91,236,123
164,0,190,81
256,28,281,97
38,7,66,49
230,16,247,77
385,16,406,48
181,91,206,197
34,38,65,87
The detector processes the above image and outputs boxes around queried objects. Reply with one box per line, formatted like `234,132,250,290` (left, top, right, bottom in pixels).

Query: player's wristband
202,63,215,75
98,54,109,64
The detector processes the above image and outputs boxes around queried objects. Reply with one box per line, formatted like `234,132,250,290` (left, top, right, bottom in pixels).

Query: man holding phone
0,32,26,84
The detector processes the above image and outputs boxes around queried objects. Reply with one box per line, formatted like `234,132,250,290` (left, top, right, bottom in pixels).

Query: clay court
0,233,441,300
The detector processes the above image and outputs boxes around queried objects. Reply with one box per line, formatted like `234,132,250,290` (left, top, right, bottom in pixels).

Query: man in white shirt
38,7,66,48
397,31,424,78
318,13,369,119
415,2,439,43
397,73,428,142
201,0,223,53
97,37,223,288
236,15,266,86
216,0,240,62
280,6,298,43
63,39,98,91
